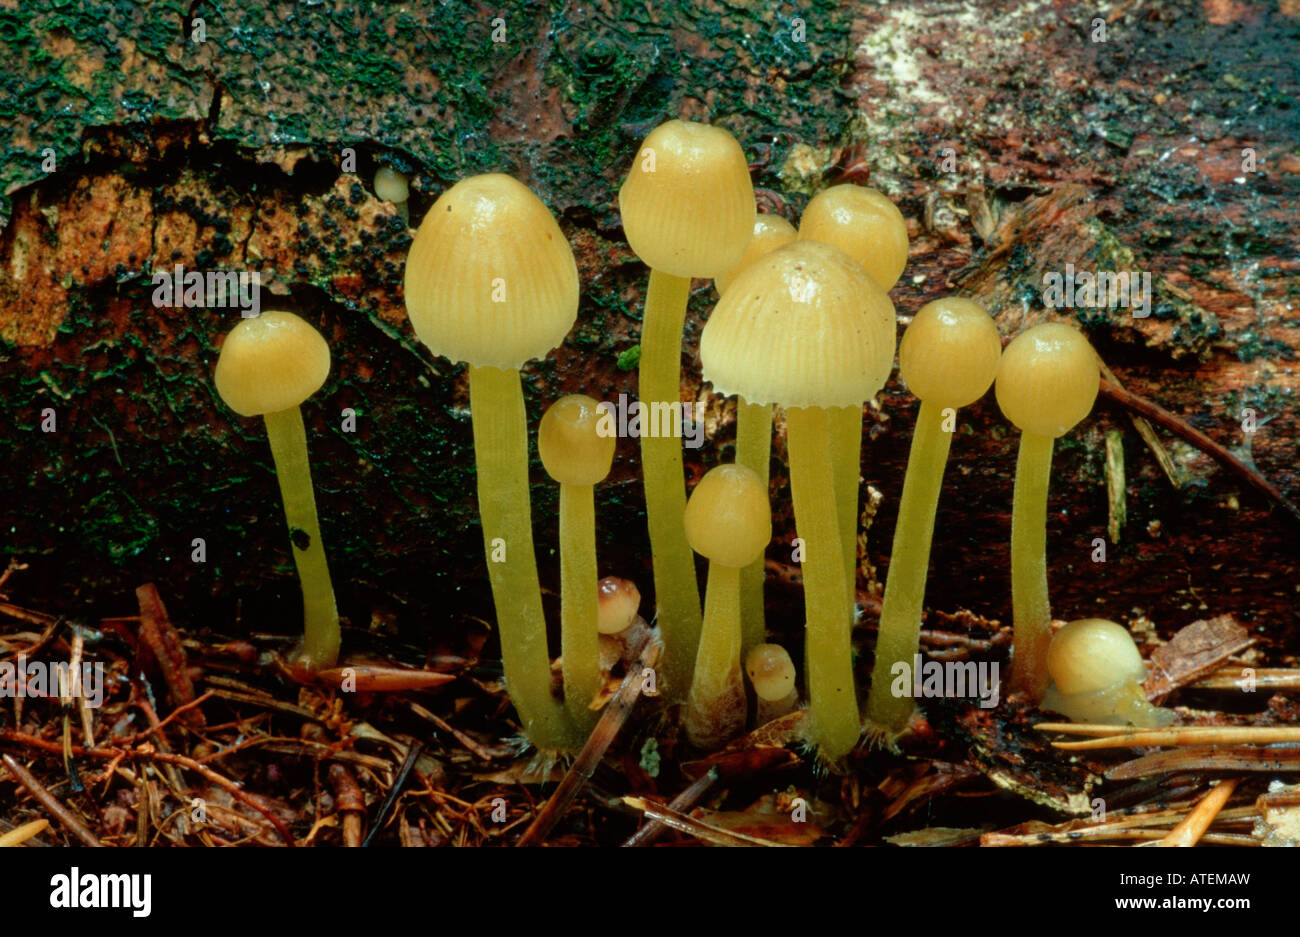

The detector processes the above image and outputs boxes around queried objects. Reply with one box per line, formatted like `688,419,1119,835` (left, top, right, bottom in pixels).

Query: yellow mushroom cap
715,214,797,295
799,184,909,291
403,173,579,371
618,120,756,279
597,576,641,635
683,463,771,568
1047,618,1147,695
214,311,331,417
374,166,409,204
994,322,1099,438
700,240,897,409
538,394,616,486
745,643,796,702
899,297,1002,410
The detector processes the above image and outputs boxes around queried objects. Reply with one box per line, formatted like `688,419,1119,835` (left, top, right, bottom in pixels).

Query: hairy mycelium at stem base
619,119,756,699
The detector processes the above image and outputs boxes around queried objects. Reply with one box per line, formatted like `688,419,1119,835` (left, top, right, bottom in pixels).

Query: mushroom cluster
204,116,1166,760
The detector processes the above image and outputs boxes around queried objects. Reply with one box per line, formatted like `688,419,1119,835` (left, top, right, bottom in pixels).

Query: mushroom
403,173,579,750
682,463,771,748
1043,619,1174,727
374,166,410,225
618,118,756,698
746,642,799,725
798,184,910,620
701,240,896,759
539,394,616,731
994,322,1100,701
865,297,1002,736
798,183,910,291
214,310,339,670
715,213,797,654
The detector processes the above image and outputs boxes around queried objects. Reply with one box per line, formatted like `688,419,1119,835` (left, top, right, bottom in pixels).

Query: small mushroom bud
540,395,616,730
1043,619,1174,727
597,576,641,635
374,166,410,224
746,642,799,725
682,463,772,748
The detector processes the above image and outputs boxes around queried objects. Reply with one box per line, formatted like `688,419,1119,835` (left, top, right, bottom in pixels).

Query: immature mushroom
596,576,650,671
715,213,797,654
374,166,410,224
214,310,339,670
746,642,799,725
404,173,579,750
701,240,896,759
682,463,772,749
865,297,1002,736
1043,618,1174,727
798,184,910,618
539,394,616,731
994,322,1100,702
619,118,756,698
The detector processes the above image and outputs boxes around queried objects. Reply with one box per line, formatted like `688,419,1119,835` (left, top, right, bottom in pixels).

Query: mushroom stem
559,481,601,731
468,364,572,748
865,398,952,733
786,405,860,758
735,395,771,654
684,563,745,748
829,404,862,621
1009,430,1055,700
262,406,340,670
640,268,704,698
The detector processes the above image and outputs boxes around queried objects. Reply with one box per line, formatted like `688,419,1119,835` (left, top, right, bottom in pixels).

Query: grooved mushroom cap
403,173,579,371
618,120,756,279
700,240,897,409
214,311,331,417
798,184,910,291
1047,618,1146,695
899,297,1002,410
683,464,771,569
715,214,797,295
746,643,796,701
994,322,1099,438
538,394,616,487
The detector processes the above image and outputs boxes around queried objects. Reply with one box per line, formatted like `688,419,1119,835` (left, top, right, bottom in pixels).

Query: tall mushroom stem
559,481,601,732
829,404,863,622
640,268,704,698
735,395,771,654
865,398,952,733
684,563,745,748
1009,430,1055,700
468,365,572,749
787,405,860,758
263,406,339,670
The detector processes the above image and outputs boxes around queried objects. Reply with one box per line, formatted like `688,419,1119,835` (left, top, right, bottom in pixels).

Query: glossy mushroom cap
618,119,756,279
403,173,579,371
539,394,617,486
715,214,797,295
374,167,409,204
1046,618,1147,695
899,297,1002,410
597,576,641,635
798,184,910,291
746,643,796,702
994,322,1099,438
683,464,772,569
700,240,897,409
214,311,331,417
